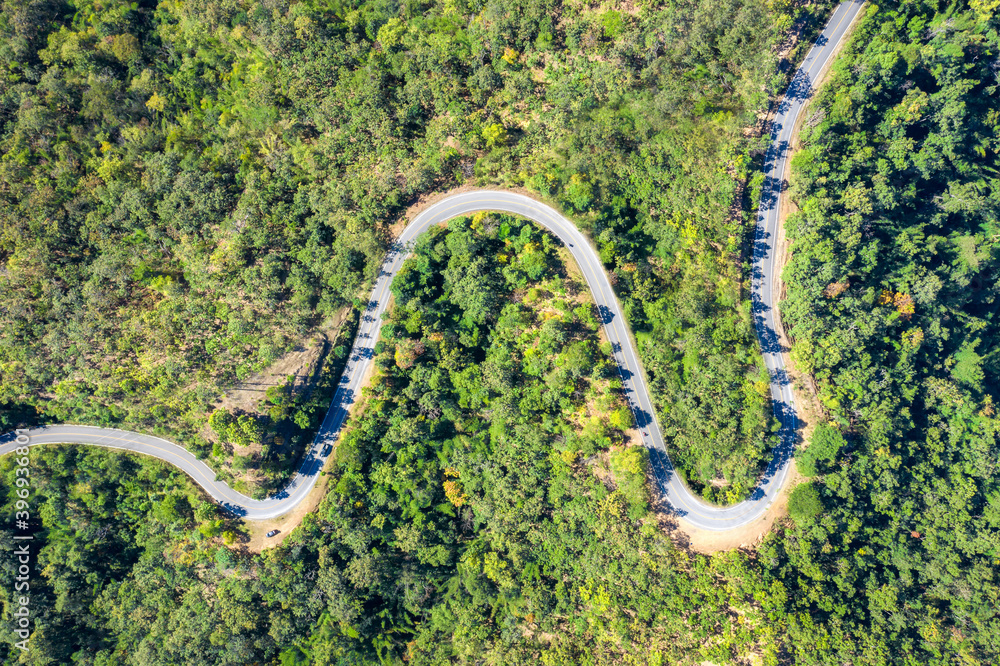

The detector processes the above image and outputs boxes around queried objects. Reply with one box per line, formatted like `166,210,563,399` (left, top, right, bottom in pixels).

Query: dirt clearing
243,471,331,553
213,308,351,420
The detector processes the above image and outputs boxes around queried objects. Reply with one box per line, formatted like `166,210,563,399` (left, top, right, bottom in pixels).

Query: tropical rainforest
0,0,998,663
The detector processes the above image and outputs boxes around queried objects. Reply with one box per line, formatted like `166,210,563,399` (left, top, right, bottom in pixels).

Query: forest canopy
1,0,999,664
0,0,833,498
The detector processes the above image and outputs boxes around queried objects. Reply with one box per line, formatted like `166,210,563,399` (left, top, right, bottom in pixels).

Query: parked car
266,529,280,538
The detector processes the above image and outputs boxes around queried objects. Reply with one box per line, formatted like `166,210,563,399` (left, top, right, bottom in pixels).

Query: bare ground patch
652,463,805,555
204,308,351,492
243,471,331,554
214,309,351,418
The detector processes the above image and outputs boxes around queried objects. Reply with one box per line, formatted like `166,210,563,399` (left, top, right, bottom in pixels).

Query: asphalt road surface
0,1,863,529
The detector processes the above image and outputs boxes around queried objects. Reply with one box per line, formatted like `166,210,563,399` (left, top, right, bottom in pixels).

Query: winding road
0,1,864,529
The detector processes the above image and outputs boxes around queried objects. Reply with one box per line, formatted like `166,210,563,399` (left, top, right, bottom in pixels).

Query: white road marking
0,2,864,528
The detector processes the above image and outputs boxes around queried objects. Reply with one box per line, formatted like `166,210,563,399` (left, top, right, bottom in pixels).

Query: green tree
787,483,822,526
796,423,846,477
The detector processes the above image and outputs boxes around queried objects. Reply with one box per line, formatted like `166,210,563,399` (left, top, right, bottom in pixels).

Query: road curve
647,0,867,530
0,1,863,528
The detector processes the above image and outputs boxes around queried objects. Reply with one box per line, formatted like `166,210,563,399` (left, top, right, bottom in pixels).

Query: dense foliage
0,446,247,661
0,0,835,498
3,0,1000,665
773,0,1000,661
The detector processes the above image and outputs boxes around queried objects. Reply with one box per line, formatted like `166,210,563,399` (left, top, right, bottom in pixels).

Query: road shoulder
667,3,866,554
772,1,865,463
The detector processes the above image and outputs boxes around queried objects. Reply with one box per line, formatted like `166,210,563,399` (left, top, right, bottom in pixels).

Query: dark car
266,529,280,538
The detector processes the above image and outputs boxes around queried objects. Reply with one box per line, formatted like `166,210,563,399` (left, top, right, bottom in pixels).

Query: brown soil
214,309,350,419
243,470,331,553
395,184,476,237
660,463,806,555
204,308,351,492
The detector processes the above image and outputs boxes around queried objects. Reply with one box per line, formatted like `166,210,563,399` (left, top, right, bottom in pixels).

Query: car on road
266,530,280,538
321,444,332,457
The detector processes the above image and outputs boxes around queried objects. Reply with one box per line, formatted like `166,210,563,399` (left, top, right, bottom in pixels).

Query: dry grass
202,309,351,493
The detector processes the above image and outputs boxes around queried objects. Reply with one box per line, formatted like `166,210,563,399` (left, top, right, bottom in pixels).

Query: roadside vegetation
775,1,1000,660
0,0,838,501
1,0,998,664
